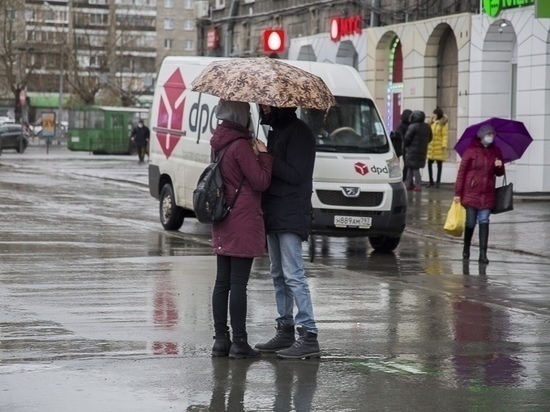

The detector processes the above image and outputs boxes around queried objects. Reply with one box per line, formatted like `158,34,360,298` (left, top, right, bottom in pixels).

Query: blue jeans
465,207,491,228
266,233,318,334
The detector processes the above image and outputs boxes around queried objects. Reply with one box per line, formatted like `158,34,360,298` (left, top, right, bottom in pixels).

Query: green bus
67,106,150,154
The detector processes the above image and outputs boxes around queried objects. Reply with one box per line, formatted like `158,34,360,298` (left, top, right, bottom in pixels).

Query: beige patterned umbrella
190,57,336,111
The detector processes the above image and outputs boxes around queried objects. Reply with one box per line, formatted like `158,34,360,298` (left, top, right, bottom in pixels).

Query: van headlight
386,154,402,179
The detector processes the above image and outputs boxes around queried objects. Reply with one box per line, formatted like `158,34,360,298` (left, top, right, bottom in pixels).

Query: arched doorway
427,24,459,157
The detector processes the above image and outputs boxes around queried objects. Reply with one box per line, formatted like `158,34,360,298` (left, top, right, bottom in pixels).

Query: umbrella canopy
454,117,533,163
190,57,337,111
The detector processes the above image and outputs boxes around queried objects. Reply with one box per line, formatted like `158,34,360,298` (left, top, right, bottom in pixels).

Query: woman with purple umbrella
453,125,505,264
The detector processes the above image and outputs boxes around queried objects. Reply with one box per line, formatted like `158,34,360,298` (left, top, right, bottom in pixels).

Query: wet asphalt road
1,147,550,411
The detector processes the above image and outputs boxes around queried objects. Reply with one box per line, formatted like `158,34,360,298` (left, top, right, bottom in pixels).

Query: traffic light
262,29,285,53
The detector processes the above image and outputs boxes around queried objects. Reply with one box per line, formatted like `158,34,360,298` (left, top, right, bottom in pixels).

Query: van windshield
298,97,389,154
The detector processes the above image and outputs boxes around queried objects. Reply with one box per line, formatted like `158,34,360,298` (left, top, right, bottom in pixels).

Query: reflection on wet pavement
2,151,550,410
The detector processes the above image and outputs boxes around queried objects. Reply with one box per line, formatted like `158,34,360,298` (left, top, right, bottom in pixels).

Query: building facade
156,0,197,72
1,0,197,111
197,1,549,194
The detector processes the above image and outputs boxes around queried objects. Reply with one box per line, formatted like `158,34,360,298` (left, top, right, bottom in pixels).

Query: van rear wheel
160,183,184,230
368,236,401,253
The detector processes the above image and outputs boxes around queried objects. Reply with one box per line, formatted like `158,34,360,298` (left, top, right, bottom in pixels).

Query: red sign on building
262,29,285,53
207,29,219,50
330,16,362,42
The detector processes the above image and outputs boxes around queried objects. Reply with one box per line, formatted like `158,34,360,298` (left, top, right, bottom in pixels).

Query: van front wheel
160,184,184,230
368,236,401,253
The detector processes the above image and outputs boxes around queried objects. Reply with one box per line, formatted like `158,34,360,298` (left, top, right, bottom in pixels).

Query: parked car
0,124,29,153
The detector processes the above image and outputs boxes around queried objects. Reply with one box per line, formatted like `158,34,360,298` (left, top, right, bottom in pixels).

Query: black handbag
492,175,513,214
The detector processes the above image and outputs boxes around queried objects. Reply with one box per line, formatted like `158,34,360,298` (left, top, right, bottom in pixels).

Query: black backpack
193,142,243,224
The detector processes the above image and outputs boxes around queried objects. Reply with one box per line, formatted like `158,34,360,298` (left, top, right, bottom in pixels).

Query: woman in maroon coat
210,99,273,359
454,125,504,264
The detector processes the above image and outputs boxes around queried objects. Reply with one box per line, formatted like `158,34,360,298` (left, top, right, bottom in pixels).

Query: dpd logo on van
354,162,369,176
156,69,187,158
354,162,388,176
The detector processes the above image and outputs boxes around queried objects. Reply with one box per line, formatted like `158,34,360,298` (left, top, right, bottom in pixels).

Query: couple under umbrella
192,57,335,359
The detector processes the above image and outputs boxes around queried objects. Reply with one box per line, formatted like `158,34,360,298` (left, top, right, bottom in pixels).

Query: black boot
462,226,475,260
229,335,261,359
277,327,320,359
427,165,434,187
255,323,295,353
212,332,232,357
478,223,489,264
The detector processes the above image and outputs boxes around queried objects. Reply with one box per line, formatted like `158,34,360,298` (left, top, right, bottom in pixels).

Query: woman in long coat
210,99,273,358
454,124,504,264
427,107,449,188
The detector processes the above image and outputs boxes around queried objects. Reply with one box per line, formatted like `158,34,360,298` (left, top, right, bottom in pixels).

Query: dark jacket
261,108,315,241
404,110,432,169
210,120,273,258
392,109,412,158
454,138,505,210
131,124,150,147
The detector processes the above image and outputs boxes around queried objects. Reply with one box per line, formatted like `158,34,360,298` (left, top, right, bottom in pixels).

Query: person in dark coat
210,99,273,359
454,124,504,264
255,105,320,360
130,119,150,163
403,110,433,191
394,109,412,181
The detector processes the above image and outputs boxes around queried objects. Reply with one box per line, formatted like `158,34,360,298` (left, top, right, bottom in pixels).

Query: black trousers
136,145,147,162
428,160,443,184
212,255,253,338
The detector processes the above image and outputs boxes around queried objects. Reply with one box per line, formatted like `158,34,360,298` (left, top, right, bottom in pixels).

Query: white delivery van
148,57,407,252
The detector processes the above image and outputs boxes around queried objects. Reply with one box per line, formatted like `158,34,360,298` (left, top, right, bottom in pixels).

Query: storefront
291,4,550,193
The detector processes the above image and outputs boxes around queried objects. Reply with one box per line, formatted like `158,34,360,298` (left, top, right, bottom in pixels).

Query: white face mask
482,135,494,146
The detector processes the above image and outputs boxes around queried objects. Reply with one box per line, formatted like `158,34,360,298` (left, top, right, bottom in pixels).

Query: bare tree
64,1,155,107
0,0,39,122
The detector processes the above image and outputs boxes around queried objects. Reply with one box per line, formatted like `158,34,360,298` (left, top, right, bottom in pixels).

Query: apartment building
156,0,197,72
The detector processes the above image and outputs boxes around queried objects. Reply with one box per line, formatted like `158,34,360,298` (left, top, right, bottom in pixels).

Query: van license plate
334,216,372,228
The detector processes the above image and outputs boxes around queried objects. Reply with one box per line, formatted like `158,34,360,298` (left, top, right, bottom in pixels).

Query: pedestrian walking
130,119,150,163
255,105,321,359
427,107,449,188
394,109,412,181
403,110,432,191
209,100,273,359
453,124,504,264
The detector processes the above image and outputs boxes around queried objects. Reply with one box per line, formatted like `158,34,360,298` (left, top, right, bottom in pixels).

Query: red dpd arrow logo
157,69,186,158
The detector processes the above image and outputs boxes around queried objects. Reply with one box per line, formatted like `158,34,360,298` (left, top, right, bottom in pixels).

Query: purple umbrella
454,117,533,163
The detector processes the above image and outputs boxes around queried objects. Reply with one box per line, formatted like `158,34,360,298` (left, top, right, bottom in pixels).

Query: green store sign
483,0,535,17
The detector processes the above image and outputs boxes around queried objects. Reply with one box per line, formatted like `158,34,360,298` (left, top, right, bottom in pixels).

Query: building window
7,9,17,20
164,38,173,49
164,19,174,30
89,0,108,4
184,0,194,10
184,39,194,51
89,13,108,26
164,0,174,7
183,19,194,31
215,0,225,8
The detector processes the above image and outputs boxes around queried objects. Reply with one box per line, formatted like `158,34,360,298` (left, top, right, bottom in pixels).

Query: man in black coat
404,110,433,191
255,105,320,359
130,119,150,163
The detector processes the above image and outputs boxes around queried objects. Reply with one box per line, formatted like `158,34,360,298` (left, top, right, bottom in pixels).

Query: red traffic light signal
263,29,285,53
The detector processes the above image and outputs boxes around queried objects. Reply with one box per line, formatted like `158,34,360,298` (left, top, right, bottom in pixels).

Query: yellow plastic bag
444,201,465,237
